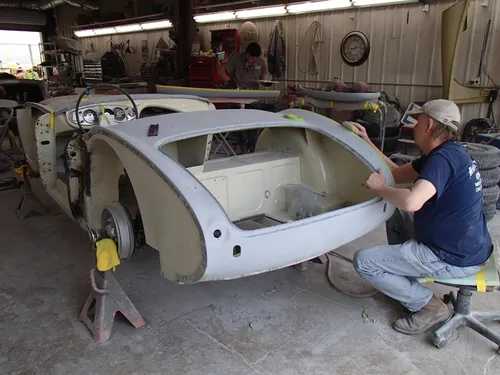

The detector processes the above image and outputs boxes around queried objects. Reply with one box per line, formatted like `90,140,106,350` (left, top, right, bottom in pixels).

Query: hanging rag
267,20,286,79
298,20,323,75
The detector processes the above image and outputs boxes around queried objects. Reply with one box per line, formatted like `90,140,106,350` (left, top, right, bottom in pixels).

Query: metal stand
80,268,145,342
80,267,145,343
16,168,47,220
433,288,500,353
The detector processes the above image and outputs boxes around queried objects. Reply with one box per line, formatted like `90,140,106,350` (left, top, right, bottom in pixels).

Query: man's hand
227,78,238,89
362,169,386,192
352,122,370,143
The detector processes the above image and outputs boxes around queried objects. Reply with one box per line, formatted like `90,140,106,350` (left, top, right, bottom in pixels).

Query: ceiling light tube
115,23,141,33
74,29,95,37
194,11,236,23
287,1,352,14
140,20,173,30
235,5,287,19
93,27,116,36
352,0,416,6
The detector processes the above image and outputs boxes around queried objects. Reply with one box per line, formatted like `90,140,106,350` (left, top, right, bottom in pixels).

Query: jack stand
79,267,146,343
16,168,47,220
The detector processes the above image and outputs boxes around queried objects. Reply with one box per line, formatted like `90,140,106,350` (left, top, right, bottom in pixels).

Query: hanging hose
326,251,380,298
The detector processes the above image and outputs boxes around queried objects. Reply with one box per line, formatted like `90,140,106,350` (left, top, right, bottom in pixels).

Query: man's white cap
409,99,461,132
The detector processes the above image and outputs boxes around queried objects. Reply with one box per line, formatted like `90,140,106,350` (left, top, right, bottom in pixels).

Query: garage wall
72,0,500,130
197,0,500,129
77,29,175,78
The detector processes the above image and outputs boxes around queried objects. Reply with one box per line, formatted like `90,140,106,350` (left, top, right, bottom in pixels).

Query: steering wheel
74,83,139,134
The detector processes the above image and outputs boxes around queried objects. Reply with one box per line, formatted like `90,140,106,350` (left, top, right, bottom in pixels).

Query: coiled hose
326,251,380,298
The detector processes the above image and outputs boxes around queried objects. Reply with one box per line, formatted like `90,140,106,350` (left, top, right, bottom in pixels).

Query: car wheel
480,167,500,188
462,118,492,143
461,142,500,170
101,202,136,260
482,185,500,206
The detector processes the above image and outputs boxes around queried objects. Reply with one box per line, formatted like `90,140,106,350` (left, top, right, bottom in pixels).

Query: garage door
0,8,46,28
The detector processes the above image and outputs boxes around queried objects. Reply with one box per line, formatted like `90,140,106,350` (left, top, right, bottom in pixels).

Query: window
0,30,42,72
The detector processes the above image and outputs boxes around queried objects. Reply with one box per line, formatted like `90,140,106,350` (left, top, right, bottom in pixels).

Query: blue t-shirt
411,141,493,267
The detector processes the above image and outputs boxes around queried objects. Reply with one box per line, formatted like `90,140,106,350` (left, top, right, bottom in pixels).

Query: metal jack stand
16,167,47,220
79,267,146,343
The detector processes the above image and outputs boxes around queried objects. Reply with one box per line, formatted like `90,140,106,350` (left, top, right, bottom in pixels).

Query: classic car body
17,93,395,283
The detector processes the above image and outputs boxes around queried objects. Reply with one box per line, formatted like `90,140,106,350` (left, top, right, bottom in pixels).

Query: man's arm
363,171,436,212
260,58,271,81
216,65,230,82
217,54,237,83
216,62,231,83
352,122,418,184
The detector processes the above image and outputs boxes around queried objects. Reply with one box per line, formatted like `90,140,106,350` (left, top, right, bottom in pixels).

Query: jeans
353,209,485,312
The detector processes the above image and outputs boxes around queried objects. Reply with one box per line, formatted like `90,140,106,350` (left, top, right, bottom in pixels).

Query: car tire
482,184,500,206
483,202,497,222
461,142,500,170
480,167,500,188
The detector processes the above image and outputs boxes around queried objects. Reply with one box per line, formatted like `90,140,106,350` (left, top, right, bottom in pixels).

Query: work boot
392,295,452,335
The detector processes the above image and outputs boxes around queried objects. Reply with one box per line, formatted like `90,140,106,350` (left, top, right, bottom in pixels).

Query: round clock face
341,31,370,67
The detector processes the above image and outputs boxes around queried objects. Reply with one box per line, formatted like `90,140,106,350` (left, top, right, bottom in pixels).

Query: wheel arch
86,134,207,283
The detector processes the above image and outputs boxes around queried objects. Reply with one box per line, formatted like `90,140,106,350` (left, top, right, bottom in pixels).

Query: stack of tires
461,143,500,222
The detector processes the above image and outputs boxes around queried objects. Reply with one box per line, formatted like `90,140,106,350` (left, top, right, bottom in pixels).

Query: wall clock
340,30,370,67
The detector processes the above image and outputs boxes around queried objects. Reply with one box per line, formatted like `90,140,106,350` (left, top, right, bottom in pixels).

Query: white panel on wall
71,0,500,129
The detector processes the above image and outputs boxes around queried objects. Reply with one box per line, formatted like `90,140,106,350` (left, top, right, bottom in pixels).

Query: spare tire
480,167,500,188
462,118,492,143
483,202,497,222
482,184,500,205
461,142,500,170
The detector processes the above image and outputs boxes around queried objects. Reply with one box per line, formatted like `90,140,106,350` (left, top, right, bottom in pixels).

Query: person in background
351,99,493,335
25,67,40,80
217,42,270,90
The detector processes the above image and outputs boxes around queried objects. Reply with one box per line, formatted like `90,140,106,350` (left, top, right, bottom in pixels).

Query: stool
418,252,500,351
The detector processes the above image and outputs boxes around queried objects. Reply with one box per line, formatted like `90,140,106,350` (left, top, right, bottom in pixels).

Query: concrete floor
1,188,500,375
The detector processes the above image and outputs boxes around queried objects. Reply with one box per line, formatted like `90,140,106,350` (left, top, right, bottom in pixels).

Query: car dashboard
65,102,179,129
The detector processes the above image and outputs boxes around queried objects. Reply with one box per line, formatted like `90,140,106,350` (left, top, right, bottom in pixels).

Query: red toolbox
189,56,223,88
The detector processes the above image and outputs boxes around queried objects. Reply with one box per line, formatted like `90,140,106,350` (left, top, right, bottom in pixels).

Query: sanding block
341,121,358,133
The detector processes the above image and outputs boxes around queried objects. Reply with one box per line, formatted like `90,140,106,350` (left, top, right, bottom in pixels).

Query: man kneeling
352,99,493,335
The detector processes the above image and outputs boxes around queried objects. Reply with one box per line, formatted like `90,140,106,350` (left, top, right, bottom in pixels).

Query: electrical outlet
334,76,340,81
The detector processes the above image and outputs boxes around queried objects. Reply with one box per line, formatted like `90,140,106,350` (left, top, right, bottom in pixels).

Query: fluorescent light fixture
287,0,352,14
141,20,173,30
352,0,416,6
74,18,172,38
194,11,236,23
74,29,95,37
93,27,116,36
235,6,287,19
115,24,141,33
